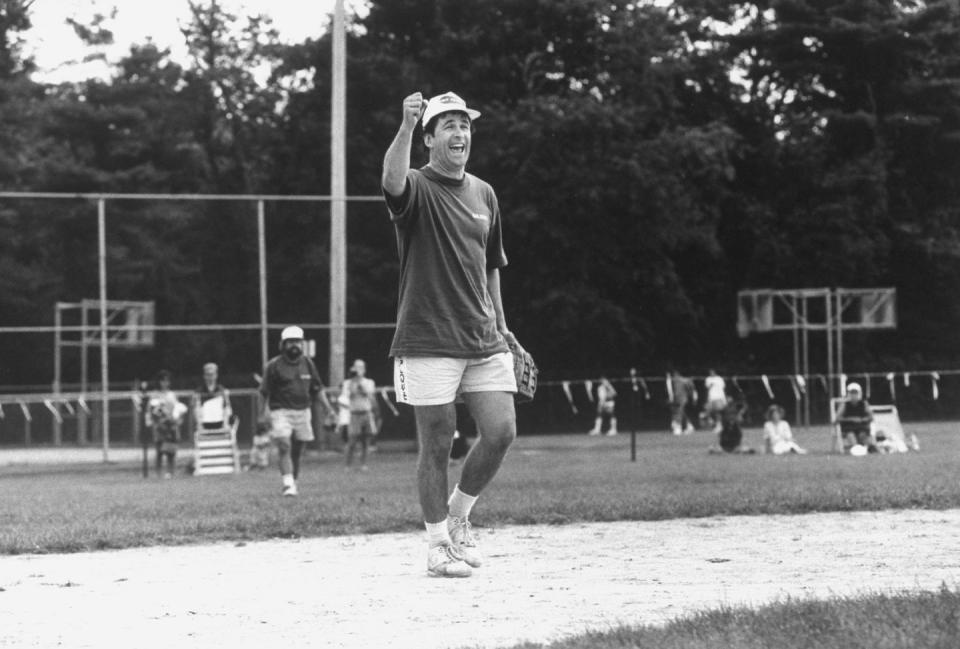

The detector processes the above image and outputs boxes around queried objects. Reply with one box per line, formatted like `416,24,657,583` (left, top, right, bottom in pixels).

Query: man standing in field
382,91,520,578
669,369,697,435
342,358,377,471
259,326,333,496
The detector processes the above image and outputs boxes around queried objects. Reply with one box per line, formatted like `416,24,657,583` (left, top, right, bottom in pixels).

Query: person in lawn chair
836,382,877,454
191,362,233,432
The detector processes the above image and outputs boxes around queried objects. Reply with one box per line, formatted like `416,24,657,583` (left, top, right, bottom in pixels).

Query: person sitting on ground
763,404,808,455
708,398,755,454
835,382,876,454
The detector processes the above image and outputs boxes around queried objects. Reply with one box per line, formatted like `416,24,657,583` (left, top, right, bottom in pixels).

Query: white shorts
394,353,517,406
269,408,314,442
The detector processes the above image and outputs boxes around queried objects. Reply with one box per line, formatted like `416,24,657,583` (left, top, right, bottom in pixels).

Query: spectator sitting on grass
708,398,755,454
763,404,808,455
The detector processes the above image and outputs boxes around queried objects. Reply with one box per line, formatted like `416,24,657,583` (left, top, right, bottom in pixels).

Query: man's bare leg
414,403,471,577
457,391,517,497
414,403,457,523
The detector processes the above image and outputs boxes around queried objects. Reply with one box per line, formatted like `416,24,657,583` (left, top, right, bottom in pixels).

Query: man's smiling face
425,111,472,176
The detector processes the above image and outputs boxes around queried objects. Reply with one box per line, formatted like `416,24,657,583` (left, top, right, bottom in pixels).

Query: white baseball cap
280,325,304,341
847,382,862,394
421,91,481,128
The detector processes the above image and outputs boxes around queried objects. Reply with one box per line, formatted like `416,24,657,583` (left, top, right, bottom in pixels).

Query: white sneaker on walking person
427,543,472,578
448,516,483,568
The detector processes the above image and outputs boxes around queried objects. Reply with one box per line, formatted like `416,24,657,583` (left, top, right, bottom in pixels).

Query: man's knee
275,436,291,454
415,405,456,457
479,415,516,451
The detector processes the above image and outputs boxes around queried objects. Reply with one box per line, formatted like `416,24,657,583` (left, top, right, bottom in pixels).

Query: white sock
282,474,295,487
447,485,478,520
425,520,452,547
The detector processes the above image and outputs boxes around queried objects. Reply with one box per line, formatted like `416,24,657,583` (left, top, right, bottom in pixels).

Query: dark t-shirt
384,166,509,358
838,399,872,432
260,355,323,410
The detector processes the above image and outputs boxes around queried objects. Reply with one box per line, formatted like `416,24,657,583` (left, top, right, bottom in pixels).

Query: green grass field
1,421,957,554
500,587,960,649
2,421,958,648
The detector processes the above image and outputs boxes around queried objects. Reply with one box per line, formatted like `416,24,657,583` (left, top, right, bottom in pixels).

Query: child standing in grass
247,420,272,470
146,370,185,478
763,404,808,455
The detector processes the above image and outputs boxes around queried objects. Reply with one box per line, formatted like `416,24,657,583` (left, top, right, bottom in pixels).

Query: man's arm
487,267,511,338
258,364,271,420
382,92,424,196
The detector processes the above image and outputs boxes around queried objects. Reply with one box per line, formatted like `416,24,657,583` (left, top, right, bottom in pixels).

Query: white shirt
764,420,792,443
705,375,726,403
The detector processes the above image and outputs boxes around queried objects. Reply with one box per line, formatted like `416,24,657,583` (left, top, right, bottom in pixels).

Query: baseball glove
507,336,538,403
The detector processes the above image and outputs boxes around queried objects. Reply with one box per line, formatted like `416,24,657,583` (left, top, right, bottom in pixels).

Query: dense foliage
1,0,959,388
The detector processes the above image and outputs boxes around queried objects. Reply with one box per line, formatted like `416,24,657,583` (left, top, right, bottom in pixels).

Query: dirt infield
1,508,958,649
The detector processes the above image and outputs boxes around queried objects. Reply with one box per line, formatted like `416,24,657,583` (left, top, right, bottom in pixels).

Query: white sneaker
448,516,482,568
606,430,618,436
427,543,472,578
282,483,298,497
587,429,600,436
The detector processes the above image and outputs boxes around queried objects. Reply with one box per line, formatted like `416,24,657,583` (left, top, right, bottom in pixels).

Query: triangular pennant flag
818,375,829,393
585,380,595,403
795,375,807,394
886,372,896,402
18,401,31,422
44,399,63,424
761,375,775,399
931,372,940,401
904,372,911,387
61,400,75,415
840,374,848,395
790,377,801,400
665,374,674,402
561,381,578,415
639,377,650,400
863,374,871,399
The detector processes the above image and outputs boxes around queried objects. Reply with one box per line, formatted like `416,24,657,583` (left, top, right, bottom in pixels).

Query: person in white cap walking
382,91,523,577
258,326,333,495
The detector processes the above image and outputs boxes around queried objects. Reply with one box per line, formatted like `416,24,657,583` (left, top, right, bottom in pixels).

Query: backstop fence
1,194,958,457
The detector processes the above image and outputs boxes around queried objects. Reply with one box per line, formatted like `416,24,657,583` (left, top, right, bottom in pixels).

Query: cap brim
422,107,481,125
